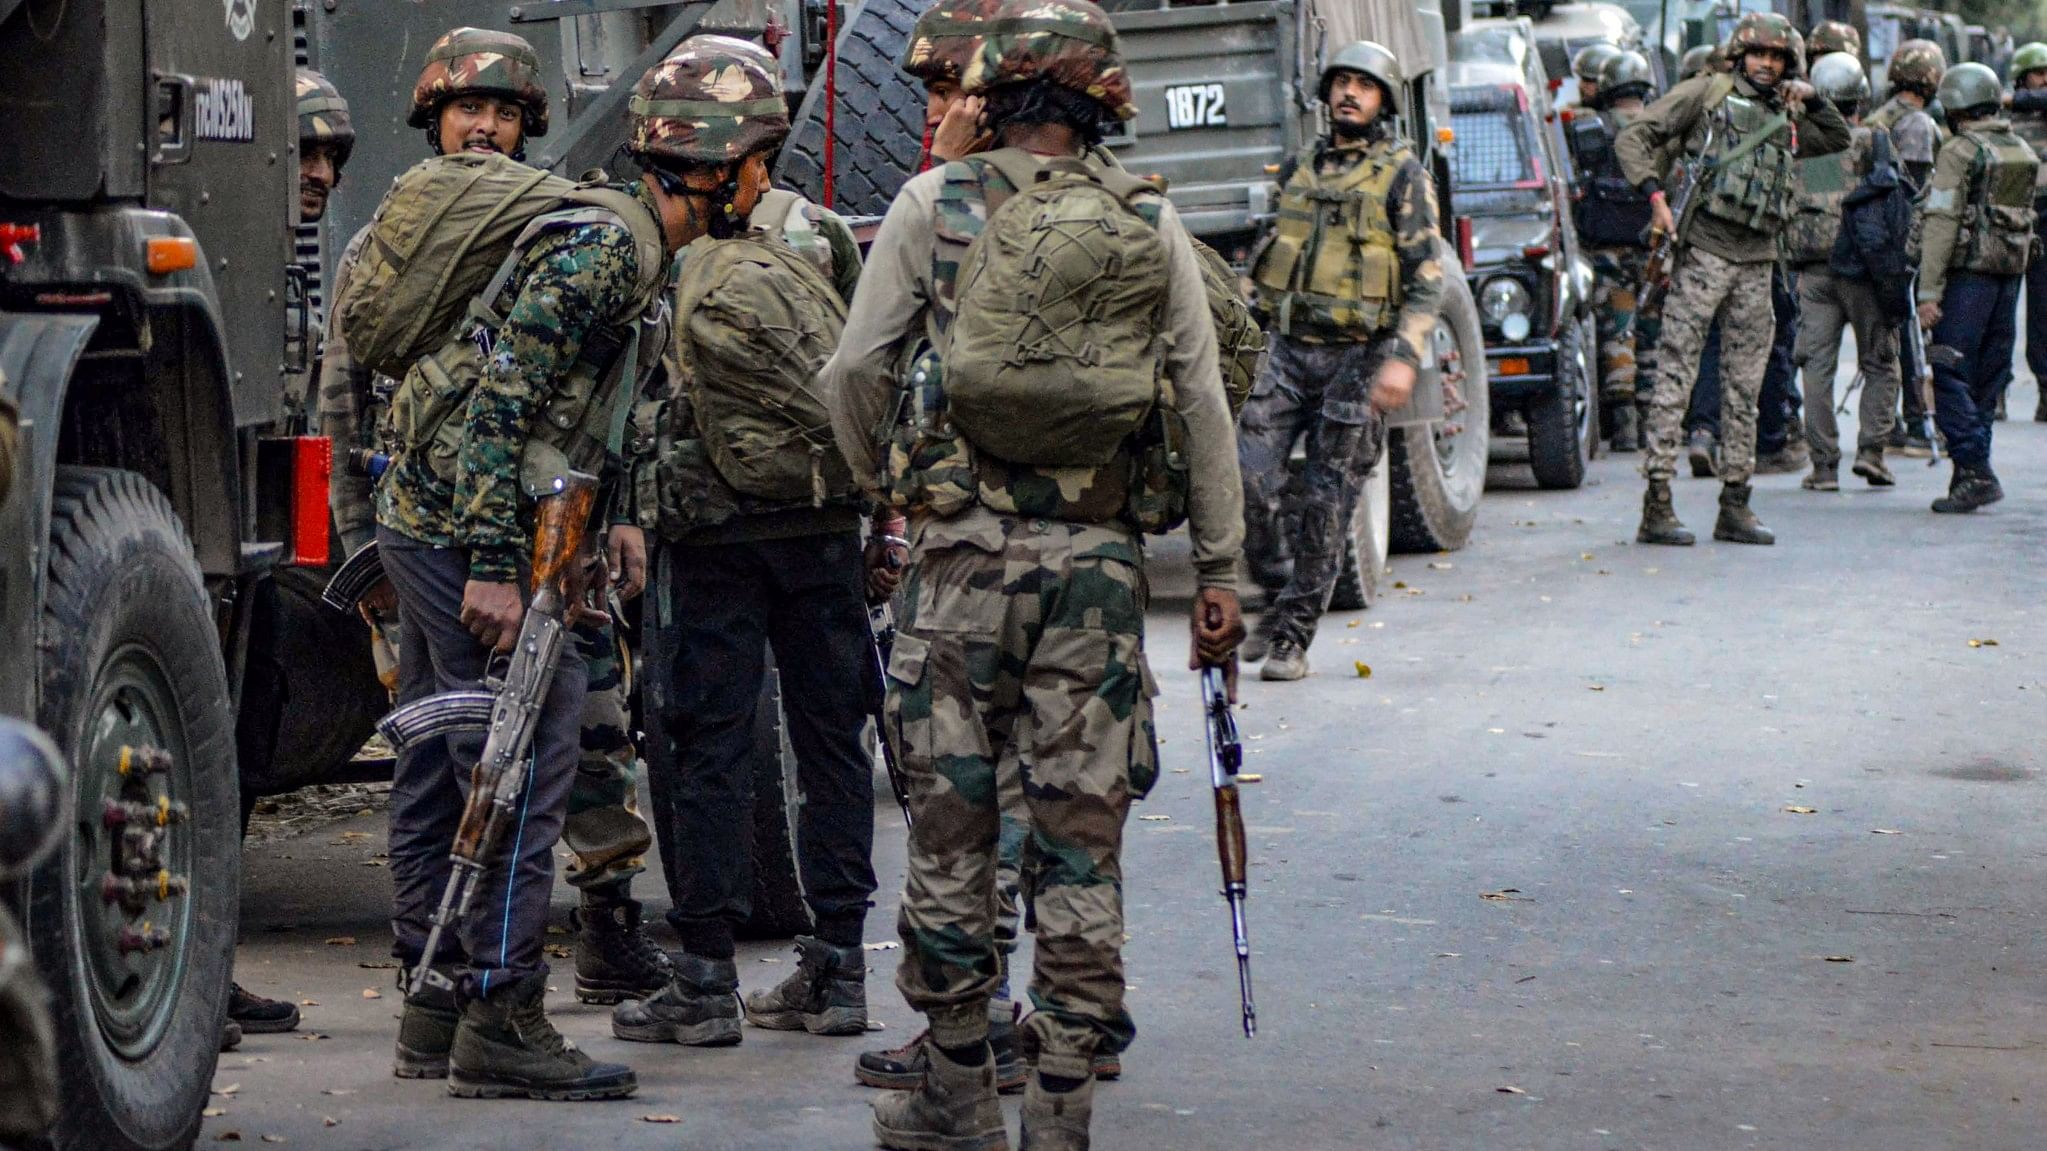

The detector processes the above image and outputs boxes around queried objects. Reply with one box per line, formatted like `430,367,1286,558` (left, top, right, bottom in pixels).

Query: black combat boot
447,972,637,1101
1635,480,1694,546
743,934,867,1036
572,894,673,1006
229,981,300,1033
871,1038,1009,1151
1713,482,1775,545
1931,465,2003,513
1609,403,1641,452
611,950,742,1046
394,966,462,1079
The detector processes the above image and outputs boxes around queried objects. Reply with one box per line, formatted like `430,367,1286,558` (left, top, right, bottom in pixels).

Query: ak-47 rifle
867,533,914,826
377,470,602,996
1905,273,1957,468
1639,121,1718,313
1201,665,1256,1038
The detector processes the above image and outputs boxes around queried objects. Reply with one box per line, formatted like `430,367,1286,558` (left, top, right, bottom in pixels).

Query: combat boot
1713,482,1775,545
611,950,742,1046
1753,440,1809,475
1800,463,1838,492
571,894,673,1005
871,1038,1008,1151
1851,450,1895,487
1931,466,2003,513
857,1020,1028,1094
1259,637,1309,681
1239,614,1278,663
448,972,637,1101
394,968,462,1079
229,981,300,1034
1609,403,1641,452
1019,1075,1096,1151
1686,429,1718,477
1635,480,1694,546
743,934,867,1036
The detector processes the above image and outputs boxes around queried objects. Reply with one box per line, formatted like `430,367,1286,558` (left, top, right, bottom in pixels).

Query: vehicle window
1451,89,1540,187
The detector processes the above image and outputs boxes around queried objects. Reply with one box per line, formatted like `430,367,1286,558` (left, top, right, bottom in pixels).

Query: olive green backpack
943,149,1170,468
1189,237,1263,418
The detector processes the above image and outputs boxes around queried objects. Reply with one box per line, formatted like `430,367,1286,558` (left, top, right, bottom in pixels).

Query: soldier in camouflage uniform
1573,50,1660,452
1867,38,1948,456
822,2,1245,1145
318,29,673,1025
1239,40,1441,682
1808,20,1860,63
899,0,1003,170
1915,63,2040,513
2001,42,2047,420
366,25,698,1102
1619,12,1849,546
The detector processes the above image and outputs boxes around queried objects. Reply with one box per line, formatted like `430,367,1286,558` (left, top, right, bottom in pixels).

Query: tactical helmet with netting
900,0,1006,84
1807,20,1861,61
1678,44,1714,81
629,34,790,165
1729,12,1806,78
1596,50,1654,101
962,0,1138,121
1318,40,1405,117
296,69,354,168
2011,41,2047,81
1573,42,1621,84
409,28,550,136
1936,61,2002,120
1810,52,1869,110
1886,39,1947,94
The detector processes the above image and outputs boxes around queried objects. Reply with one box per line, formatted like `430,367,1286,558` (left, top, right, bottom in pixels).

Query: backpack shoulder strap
1703,74,1737,114
560,185,669,309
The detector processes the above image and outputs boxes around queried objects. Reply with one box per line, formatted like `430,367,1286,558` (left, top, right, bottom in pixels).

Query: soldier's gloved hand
930,95,992,164
1917,301,1941,331
460,580,525,653
1369,359,1419,413
1190,587,1245,702
607,524,647,602
1779,79,1815,107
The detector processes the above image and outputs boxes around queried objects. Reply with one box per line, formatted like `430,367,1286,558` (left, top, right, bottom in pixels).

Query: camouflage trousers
1589,246,1662,404
886,518,1157,1079
1642,248,1774,485
368,604,649,894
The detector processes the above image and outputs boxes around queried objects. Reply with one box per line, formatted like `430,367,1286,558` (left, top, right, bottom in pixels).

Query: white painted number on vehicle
1164,83,1228,130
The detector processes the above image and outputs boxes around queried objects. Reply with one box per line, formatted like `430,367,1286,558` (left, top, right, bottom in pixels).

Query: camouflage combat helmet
899,0,1005,84
1729,12,1806,77
2011,41,2047,81
1807,20,1861,61
1936,61,2002,120
1573,42,1622,84
629,34,790,164
1678,44,1714,81
1886,39,1947,94
1596,50,1654,101
296,68,354,167
961,0,1139,122
1810,52,1870,111
1319,40,1405,116
408,27,551,136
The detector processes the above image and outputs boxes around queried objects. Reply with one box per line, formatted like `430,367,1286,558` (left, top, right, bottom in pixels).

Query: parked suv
1448,60,1598,489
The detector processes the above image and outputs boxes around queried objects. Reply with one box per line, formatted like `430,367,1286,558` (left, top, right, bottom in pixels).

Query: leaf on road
1139,814,1172,822
1497,1085,1527,1094
1429,561,1454,570
298,1033,329,1042
862,941,900,952
1872,828,1903,835
546,944,573,958
1968,638,1999,648
1354,661,1373,678
1823,955,1855,963
1239,773,1263,783
216,1084,241,1096
361,988,382,999
203,1108,227,1117
1346,619,1361,628
322,1117,339,1128
1588,685,1605,692
215,1134,241,1143
323,936,355,946
1783,806,1818,815
321,1088,354,1096
643,1115,683,1124
1171,768,1190,774
1392,581,1408,589
261,1137,287,1145
357,961,399,970
1480,889,1528,903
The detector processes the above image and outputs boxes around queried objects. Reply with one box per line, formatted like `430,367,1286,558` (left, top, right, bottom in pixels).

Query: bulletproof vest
1250,135,1410,342
1569,109,1654,247
2007,109,2047,202
1694,78,1799,235
1952,123,2040,276
1786,129,1861,264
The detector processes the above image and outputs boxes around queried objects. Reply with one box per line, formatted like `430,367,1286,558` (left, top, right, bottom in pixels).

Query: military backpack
1951,126,2040,275
1189,237,1262,419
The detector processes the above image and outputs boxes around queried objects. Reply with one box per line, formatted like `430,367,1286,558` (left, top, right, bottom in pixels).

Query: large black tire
775,0,929,217
28,468,238,1151
233,566,387,800
738,661,810,940
1389,269,1490,553
1527,315,1594,491
1328,455,1392,611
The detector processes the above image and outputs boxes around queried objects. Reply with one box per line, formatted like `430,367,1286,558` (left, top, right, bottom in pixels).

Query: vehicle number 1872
1163,82,1228,130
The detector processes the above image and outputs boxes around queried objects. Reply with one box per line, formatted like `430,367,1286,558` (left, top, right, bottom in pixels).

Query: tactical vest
1951,124,2040,276
1787,129,1862,264
1693,77,1799,235
1250,136,1410,342
1569,109,1654,248
2007,110,2047,204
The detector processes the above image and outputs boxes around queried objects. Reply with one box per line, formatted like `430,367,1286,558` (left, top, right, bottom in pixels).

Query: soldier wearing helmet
1866,38,1949,453
1571,49,1662,451
295,69,353,226
1574,42,1623,107
1914,62,2040,513
1808,21,1861,64
606,32,881,1060
898,0,1005,167
408,26,550,160
821,1,1245,1145
2000,42,2047,420
1616,10,1850,547
1233,38,1443,681
1677,45,1714,82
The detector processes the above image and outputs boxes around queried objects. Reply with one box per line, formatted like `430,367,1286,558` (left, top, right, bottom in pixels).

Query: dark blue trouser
1929,271,2024,470
2026,252,2047,393
1687,266,1801,449
379,526,586,999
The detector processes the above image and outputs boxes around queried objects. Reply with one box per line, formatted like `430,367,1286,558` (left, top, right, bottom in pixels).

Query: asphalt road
216,381,2047,1151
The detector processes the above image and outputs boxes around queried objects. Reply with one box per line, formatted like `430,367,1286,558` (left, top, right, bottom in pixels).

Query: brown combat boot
1635,480,1694,546
1019,1075,1095,1151
1851,450,1895,487
871,1038,1009,1151
1713,482,1775,545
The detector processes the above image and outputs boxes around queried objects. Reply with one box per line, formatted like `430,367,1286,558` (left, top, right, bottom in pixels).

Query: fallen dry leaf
1783,805,1818,815
322,1118,338,1128
1479,889,1527,903
216,1084,241,1096
356,961,398,970
1346,619,1360,628
261,1137,287,1145
643,1115,682,1124
1968,638,1999,648
321,1088,354,1096
1392,580,1408,589
215,1134,241,1144
298,999,319,1007
361,988,382,1000
202,1108,227,1118
1823,955,1855,963
1238,773,1263,783
323,936,355,946
862,941,900,952
298,1033,329,1042
1497,1085,1527,1095
1588,685,1605,692
1428,561,1454,570
1138,814,1172,822
1353,661,1373,678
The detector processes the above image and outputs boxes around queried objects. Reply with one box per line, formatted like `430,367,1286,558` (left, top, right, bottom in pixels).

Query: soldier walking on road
1867,39,1949,457
604,34,880,1051
822,2,1245,1145
2001,42,2047,421
1239,40,1441,681
1619,12,1849,547
1915,63,2040,514
1572,50,1660,452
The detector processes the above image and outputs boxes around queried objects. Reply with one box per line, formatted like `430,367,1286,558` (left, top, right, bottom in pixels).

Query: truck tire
738,660,810,941
28,468,238,1151
1527,314,1594,491
775,0,928,217
1328,457,1391,612
1389,271,1490,553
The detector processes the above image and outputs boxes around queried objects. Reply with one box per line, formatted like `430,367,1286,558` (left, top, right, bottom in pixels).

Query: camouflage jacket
374,181,663,583
820,153,1243,591
1917,117,2042,303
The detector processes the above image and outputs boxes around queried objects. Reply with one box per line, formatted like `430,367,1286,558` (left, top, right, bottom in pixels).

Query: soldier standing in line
1238,40,1440,682
822,1,1245,1144
1867,38,1948,457
1572,43,1621,109
2001,42,2047,421
1789,52,1900,492
604,34,879,1051
1572,49,1660,452
1915,63,2040,514
1620,12,1849,547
